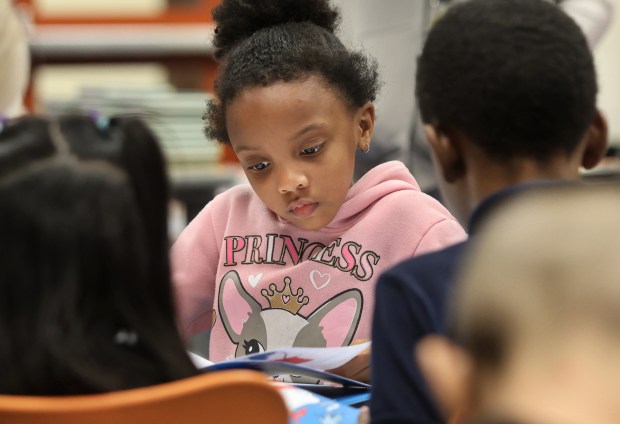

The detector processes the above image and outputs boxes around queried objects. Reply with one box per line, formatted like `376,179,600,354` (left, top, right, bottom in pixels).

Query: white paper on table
227,342,371,371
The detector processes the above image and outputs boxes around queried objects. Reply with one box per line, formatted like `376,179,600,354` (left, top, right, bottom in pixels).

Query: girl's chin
291,216,329,231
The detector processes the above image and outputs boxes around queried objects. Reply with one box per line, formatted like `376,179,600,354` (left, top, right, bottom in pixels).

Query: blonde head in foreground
418,185,620,424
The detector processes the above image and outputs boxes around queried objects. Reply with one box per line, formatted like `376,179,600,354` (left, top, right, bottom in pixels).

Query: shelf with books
16,0,219,89
14,0,219,24
13,0,236,222
29,23,214,59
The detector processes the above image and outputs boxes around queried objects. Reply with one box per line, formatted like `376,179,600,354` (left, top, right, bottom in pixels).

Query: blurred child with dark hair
0,115,197,395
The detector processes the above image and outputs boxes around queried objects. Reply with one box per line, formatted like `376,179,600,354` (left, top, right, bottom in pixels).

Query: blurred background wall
10,0,620,203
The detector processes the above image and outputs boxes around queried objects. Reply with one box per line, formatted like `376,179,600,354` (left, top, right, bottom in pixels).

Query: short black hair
205,0,381,144
416,0,597,161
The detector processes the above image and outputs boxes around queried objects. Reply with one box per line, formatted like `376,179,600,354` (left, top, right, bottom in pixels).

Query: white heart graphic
248,273,263,288
310,270,331,290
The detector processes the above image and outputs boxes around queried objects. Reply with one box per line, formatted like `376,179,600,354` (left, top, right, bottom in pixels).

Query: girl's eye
248,161,270,172
301,145,322,156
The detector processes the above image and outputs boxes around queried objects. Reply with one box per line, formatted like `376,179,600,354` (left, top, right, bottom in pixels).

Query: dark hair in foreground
57,115,175,321
0,115,196,395
416,0,597,161
204,0,381,143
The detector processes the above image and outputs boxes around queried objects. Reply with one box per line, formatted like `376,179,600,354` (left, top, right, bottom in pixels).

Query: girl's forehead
226,79,355,150
234,75,341,105
228,78,348,124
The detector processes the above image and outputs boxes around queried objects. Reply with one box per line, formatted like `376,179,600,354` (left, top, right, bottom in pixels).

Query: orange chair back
0,370,288,424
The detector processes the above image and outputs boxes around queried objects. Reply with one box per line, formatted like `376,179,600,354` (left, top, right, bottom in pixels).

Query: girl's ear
356,102,376,152
416,335,473,419
424,125,465,183
581,109,609,170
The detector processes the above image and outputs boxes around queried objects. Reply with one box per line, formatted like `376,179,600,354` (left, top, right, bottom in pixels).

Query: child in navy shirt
370,0,608,422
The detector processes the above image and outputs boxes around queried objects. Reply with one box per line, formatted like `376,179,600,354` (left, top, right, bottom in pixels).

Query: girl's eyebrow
291,123,326,140
235,123,327,154
233,145,258,155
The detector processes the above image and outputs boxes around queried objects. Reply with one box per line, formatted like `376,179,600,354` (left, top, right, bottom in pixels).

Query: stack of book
42,83,222,168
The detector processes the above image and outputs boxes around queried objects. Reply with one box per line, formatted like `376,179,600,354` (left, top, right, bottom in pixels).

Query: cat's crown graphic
261,277,309,315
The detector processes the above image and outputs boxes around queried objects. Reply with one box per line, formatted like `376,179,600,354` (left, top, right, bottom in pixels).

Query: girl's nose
278,167,309,194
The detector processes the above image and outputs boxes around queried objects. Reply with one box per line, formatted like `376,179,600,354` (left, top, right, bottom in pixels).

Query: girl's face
226,75,374,231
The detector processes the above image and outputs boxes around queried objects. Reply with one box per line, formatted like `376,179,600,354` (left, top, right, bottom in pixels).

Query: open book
190,343,371,395
189,345,370,423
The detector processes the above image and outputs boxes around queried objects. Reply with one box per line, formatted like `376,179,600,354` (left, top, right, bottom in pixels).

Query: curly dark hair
205,0,381,144
416,0,598,162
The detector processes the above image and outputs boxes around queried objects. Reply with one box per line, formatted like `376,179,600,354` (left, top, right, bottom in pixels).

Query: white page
228,342,371,371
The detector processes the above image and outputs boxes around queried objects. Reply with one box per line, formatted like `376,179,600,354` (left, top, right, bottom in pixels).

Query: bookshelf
14,0,241,222
16,0,219,97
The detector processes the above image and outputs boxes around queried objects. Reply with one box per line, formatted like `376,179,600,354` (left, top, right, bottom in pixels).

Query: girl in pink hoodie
172,0,466,378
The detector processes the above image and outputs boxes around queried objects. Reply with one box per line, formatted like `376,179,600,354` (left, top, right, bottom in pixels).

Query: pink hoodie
172,161,465,361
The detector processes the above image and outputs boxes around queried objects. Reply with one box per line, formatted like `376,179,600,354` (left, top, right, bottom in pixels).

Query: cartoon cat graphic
218,270,363,358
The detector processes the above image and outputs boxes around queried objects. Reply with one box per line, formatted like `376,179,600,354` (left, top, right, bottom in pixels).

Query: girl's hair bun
212,0,341,59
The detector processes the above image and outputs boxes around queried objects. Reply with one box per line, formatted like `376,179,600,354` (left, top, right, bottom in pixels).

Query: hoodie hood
325,161,421,231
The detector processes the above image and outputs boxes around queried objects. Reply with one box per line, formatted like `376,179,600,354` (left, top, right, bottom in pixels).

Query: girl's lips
289,201,318,218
